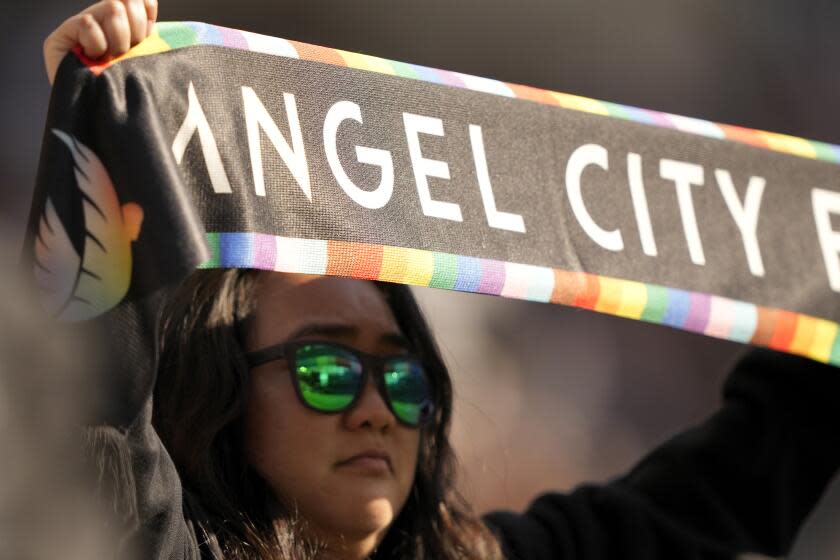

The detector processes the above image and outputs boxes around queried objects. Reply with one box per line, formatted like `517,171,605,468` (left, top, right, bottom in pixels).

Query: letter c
565,144,624,251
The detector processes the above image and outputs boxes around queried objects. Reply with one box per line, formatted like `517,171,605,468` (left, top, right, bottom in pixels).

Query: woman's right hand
43,0,158,85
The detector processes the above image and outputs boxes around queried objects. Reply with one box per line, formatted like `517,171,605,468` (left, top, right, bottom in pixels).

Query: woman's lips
336,451,392,475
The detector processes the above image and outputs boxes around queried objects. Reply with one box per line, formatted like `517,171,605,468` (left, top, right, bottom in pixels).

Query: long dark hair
152,269,504,559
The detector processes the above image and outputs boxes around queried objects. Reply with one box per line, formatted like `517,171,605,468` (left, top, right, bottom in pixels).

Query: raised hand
43,0,158,85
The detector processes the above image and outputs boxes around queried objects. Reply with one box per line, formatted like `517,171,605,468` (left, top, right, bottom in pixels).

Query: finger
76,14,108,59
144,0,158,28
43,14,106,84
121,0,149,45
97,1,131,56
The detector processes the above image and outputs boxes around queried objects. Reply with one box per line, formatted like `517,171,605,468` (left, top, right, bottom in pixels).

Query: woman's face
244,272,421,557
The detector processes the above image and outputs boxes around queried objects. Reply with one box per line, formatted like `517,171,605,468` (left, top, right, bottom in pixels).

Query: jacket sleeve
83,402,201,560
483,349,840,560
77,298,202,560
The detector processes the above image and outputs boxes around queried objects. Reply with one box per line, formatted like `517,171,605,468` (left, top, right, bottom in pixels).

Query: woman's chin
314,499,393,546
338,495,397,532
309,497,397,558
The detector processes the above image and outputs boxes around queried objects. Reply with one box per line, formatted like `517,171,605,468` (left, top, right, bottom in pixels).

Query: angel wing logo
33,130,144,322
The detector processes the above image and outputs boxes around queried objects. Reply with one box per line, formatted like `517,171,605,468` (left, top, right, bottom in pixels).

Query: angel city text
172,82,840,292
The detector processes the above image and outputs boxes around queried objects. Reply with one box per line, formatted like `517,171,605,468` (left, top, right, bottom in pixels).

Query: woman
154,270,503,558
44,3,840,559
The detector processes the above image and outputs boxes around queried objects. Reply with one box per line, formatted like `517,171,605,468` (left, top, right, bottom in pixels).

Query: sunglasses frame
245,339,435,428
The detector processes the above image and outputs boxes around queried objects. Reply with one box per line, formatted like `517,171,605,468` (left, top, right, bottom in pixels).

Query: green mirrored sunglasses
245,340,436,427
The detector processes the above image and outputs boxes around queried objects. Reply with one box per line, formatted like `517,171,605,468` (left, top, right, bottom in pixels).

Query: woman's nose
344,375,395,431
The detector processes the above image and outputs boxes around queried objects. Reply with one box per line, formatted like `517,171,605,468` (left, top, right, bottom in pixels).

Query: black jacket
97,348,840,559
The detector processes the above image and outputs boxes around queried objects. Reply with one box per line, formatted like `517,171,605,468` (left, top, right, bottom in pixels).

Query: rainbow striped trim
199,232,840,366
74,21,840,165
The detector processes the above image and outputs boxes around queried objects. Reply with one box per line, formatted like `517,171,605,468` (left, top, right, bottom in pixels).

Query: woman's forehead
249,272,401,348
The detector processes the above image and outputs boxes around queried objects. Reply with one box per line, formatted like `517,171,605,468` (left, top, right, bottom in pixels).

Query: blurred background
3,0,839,557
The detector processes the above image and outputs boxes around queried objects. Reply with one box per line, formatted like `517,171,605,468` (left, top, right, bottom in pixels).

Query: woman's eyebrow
288,323,411,350
288,323,357,340
381,332,411,350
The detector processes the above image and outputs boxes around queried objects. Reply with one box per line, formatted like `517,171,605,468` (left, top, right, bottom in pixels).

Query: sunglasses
245,340,436,427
